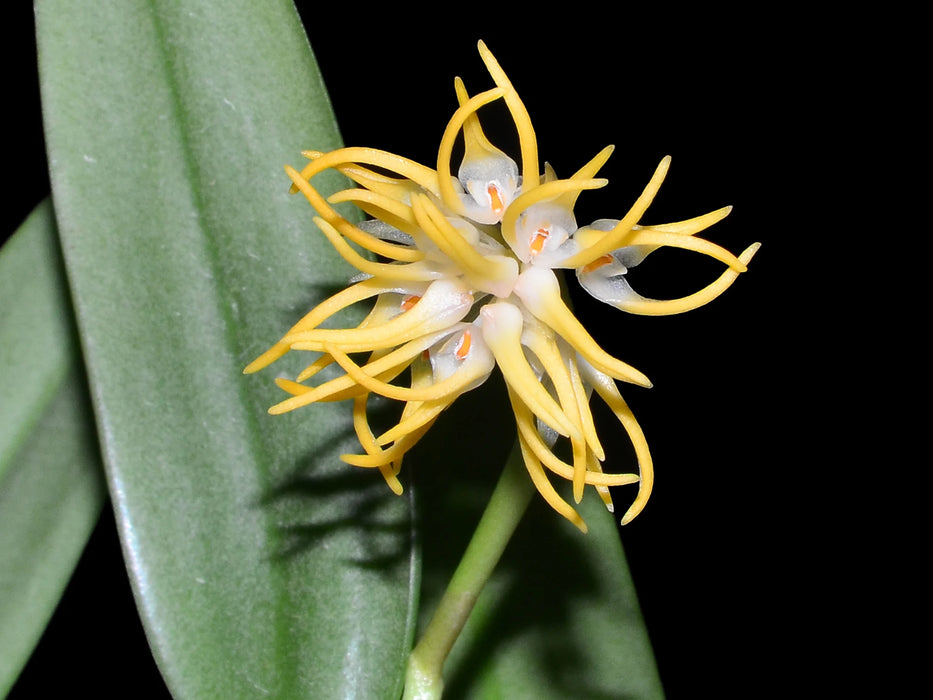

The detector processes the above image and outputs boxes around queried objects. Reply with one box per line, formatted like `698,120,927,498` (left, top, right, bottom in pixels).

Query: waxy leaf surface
0,202,105,696
36,4,415,697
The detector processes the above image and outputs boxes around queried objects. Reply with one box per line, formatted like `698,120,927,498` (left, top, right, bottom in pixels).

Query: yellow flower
246,41,759,532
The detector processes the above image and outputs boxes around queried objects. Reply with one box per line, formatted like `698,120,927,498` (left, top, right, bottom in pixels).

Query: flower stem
403,442,534,699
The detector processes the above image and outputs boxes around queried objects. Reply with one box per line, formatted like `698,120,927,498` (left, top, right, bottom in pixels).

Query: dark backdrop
6,4,833,698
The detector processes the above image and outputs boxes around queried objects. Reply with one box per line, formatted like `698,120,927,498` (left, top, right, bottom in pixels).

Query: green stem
403,442,534,700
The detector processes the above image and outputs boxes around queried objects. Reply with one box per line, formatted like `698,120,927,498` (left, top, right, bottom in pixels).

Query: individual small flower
246,41,759,531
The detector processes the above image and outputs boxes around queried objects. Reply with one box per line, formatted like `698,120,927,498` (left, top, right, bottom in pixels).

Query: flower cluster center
245,41,759,531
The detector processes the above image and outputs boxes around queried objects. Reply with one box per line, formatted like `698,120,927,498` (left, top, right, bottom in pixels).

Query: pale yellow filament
585,451,617,512
271,361,406,409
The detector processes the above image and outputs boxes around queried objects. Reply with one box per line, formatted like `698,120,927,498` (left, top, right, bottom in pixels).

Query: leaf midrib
132,2,297,691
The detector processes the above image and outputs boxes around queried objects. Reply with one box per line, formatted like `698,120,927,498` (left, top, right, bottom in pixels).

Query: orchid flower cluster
246,41,758,531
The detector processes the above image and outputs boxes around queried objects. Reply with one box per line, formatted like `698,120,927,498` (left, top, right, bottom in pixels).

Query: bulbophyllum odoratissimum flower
245,41,759,531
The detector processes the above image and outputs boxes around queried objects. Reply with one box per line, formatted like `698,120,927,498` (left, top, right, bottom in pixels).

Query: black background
5,3,854,698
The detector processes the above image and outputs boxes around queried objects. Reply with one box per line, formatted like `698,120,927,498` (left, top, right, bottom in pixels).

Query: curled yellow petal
285,166,422,264
519,322,592,502
352,395,403,495
244,278,391,374
477,40,539,192
516,431,587,533
599,241,761,316
327,188,422,239
269,361,404,413
341,420,435,468
513,267,651,387
435,86,507,216
480,302,580,440
313,217,443,283
512,390,638,488
555,145,615,211
249,42,760,535
296,354,336,383
500,177,607,256
622,229,747,271
557,156,671,269
331,161,424,203
579,358,654,525
285,278,473,354
643,205,732,236
270,326,464,415
376,400,453,446
410,193,519,297
291,146,440,197
324,341,493,403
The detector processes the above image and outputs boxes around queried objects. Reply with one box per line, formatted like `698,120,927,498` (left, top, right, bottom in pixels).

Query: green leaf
450,498,663,700
0,201,106,696
36,4,415,698
414,380,664,699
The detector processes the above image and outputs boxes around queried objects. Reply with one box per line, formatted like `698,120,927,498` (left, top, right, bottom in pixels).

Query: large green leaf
37,3,415,698
0,201,106,696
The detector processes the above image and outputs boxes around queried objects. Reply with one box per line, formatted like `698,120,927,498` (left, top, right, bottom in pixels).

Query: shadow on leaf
413,375,656,699
257,391,413,573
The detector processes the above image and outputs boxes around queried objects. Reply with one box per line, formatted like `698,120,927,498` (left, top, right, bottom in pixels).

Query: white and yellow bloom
246,41,759,531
